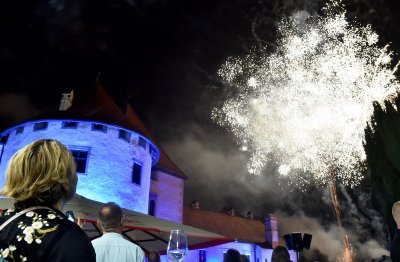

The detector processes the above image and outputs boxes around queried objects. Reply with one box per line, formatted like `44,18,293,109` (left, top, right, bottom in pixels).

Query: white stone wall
150,170,184,223
185,242,256,262
185,242,297,262
0,120,158,213
163,243,297,262
256,245,273,262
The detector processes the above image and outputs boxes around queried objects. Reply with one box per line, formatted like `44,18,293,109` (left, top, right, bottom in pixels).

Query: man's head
223,249,241,262
97,202,124,232
1,139,77,207
393,201,400,228
148,251,161,262
271,245,291,262
191,200,200,209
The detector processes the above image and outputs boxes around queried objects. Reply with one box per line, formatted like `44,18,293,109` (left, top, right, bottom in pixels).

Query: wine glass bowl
167,229,188,262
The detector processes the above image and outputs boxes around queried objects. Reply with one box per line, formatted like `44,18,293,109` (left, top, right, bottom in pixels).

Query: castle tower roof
24,81,187,179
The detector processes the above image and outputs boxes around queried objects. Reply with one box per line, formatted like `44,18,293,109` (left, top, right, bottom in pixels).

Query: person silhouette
0,139,95,262
92,202,145,262
391,201,400,262
271,245,292,262
148,251,160,262
224,248,241,262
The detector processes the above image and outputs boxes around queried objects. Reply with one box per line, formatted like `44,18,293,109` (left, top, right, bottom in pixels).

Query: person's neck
103,228,123,234
52,199,65,212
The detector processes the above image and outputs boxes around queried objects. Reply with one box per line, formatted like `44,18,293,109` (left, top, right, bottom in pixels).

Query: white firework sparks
213,0,400,187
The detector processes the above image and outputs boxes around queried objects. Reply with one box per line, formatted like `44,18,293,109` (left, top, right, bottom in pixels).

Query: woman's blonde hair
1,139,77,206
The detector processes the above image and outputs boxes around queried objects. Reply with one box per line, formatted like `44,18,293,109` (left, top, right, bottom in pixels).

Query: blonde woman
0,139,95,262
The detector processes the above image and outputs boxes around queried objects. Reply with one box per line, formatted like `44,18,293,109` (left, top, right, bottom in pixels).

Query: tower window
138,137,147,149
118,129,131,142
0,134,9,144
149,146,158,162
148,193,157,216
132,162,142,185
70,149,89,174
199,250,206,262
16,127,24,135
92,124,107,132
33,122,48,131
62,121,78,129
149,200,156,216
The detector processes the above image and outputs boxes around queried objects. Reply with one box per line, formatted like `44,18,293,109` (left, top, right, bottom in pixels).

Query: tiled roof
124,104,186,178
25,81,187,179
183,207,269,245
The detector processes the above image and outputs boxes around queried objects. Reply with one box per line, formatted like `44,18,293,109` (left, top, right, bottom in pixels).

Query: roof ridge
183,207,264,223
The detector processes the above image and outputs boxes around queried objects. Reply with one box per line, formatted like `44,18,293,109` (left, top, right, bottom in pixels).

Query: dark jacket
392,229,400,262
0,204,95,262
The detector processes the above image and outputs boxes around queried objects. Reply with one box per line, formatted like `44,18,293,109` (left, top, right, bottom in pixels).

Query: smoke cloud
276,208,389,261
160,121,297,212
160,122,390,261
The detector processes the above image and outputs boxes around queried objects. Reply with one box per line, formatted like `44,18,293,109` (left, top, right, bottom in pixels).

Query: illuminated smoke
213,0,400,187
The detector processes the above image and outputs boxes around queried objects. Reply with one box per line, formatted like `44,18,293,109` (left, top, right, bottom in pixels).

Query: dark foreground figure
0,139,95,262
271,245,292,262
391,201,400,262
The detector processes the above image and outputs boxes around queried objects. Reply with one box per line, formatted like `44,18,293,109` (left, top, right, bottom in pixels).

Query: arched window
148,193,157,216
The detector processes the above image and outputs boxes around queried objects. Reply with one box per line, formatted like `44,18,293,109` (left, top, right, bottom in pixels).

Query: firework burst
213,0,400,187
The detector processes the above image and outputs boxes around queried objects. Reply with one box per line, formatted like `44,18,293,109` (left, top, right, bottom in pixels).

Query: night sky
1,0,400,260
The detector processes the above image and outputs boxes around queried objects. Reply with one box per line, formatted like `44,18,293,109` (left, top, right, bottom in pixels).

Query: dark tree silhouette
364,96,400,237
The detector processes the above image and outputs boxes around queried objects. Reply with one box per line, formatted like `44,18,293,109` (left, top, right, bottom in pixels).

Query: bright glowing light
213,0,400,187
278,164,291,176
248,77,258,87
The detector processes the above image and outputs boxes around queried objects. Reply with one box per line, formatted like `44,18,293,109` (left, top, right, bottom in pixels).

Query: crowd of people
0,139,399,262
221,246,292,262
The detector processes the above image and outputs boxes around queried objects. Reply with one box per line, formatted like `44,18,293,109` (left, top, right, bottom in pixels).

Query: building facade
0,82,185,222
0,119,157,213
183,207,298,262
0,81,296,261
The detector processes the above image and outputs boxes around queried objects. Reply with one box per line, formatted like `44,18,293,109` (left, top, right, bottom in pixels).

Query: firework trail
213,0,400,260
330,174,354,262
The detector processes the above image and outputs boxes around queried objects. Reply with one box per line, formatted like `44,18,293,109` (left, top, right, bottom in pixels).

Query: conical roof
24,81,187,179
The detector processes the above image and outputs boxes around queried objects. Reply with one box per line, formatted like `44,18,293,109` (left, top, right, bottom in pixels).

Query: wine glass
167,229,188,262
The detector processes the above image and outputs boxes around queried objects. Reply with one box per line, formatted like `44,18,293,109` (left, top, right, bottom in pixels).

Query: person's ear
62,182,69,193
97,219,104,232
392,202,400,228
77,217,84,229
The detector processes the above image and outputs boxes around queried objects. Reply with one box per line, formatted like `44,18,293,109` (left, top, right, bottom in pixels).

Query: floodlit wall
185,242,256,262
183,243,297,262
150,170,184,223
0,119,159,213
